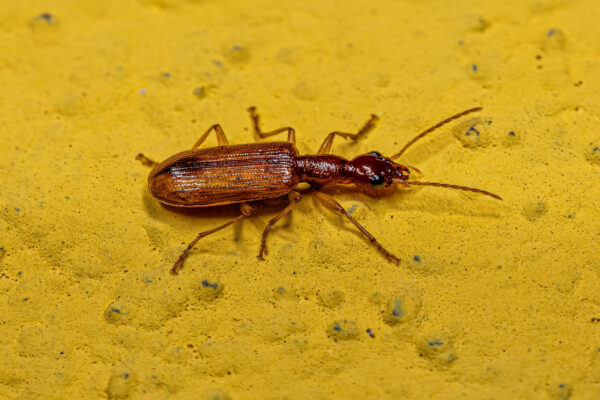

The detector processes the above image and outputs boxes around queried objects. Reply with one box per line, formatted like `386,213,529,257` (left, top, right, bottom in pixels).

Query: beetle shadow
140,187,295,235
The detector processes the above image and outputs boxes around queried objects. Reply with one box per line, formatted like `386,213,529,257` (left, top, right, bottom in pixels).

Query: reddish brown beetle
138,106,500,274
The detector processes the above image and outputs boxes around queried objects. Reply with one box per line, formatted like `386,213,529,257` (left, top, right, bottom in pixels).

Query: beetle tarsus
258,243,269,260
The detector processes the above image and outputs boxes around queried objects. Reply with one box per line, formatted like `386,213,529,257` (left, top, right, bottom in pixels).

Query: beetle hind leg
171,203,253,275
312,190,399,264
247,106,296,145
192,124,230,151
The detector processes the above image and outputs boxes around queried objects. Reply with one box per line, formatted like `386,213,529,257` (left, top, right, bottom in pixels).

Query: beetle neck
295,155,350,186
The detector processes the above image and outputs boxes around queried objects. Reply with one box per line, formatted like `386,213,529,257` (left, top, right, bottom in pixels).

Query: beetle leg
192,124,230,151
171,202,252,275
257,191,302,260
247,106,296,145
136,153,158,167
317,114,379,154
312,190,400,264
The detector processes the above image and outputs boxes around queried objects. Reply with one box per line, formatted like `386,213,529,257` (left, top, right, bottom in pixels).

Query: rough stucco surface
1,0,600,398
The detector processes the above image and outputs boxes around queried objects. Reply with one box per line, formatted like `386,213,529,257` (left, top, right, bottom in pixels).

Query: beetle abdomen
148,142,299,207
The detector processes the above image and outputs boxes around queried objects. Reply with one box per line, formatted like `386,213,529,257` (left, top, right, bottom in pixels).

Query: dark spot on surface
15,208,20,212
574,81,583,87
366,328,375,338
465,125,480,136
213,60,223,68
427,339,444,347
391,298,405,318
122,373,130,379
235,177,241,181
193,87,206,99
333,324,342,332
201,280,219,290
508,131,515,136
413,255,421,262
36,13,53,24
161,72,171,78
471,64,478,72
547,29,556,37
110,307,122,314
23,297,29,301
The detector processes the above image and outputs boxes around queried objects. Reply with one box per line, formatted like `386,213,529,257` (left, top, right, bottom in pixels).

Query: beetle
137,106,501,274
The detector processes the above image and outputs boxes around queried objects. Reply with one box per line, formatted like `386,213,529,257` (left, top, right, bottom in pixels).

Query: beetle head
348,151,410,189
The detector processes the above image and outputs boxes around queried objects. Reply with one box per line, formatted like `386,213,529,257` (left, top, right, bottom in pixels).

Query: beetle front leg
171,203,253,275
312,190,399,264
257,191,302,260
317,114,379,154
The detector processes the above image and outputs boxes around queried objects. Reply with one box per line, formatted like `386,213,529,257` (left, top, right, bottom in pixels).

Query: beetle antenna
406,180,502,200
390,107,482,160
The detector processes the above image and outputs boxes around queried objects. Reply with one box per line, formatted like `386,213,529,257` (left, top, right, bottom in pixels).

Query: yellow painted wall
1,0,600,398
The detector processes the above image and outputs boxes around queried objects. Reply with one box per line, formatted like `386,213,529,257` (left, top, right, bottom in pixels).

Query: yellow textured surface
1,0,600,398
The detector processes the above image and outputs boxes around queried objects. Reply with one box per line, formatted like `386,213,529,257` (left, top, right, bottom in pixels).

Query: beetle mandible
137,106,501,274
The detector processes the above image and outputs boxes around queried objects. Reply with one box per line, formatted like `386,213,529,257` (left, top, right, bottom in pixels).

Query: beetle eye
369,175,386,189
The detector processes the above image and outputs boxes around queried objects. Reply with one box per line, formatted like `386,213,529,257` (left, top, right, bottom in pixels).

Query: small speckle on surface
417,334,456,366
465,125,480,137
541,28,566,52
318,290,345,308
586,143,600,165
223,44,250,64
547,382,572,400
193,86,214,99
194,279,224,301
103,302,132,325
137,88,147,95
35,13,54,24
522,199,547,222
328,320,359,340
471,64,478,72
105,369,135,399
201,280,219,290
